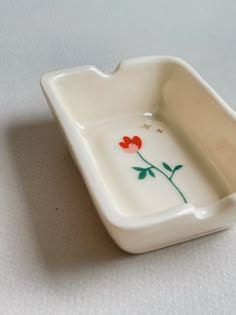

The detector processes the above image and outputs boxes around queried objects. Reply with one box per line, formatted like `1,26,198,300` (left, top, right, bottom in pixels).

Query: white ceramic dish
41,56,236,253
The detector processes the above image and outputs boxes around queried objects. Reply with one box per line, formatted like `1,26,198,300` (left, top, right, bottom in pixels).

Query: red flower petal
119,136,142,151
132,136,142,149
119,141,129,148
123,136,132,145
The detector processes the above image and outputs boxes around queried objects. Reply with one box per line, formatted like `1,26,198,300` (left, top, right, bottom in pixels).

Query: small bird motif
142,123,152,130
156,128,163,133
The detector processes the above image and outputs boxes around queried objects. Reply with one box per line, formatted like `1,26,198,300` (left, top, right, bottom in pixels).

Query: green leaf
162,162,173,172
148,169,155,177
174,165,183,171
138,170,147,180
132,167,145,171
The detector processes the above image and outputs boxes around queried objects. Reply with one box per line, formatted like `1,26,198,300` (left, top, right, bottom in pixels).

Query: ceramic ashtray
41,56,236,253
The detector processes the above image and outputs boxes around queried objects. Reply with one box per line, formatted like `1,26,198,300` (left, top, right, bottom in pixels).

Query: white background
0,1,236,314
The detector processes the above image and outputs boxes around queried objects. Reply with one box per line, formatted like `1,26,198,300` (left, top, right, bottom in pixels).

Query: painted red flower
119,136,142,153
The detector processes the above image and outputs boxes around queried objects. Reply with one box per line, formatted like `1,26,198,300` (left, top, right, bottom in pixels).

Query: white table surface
1,1,236,314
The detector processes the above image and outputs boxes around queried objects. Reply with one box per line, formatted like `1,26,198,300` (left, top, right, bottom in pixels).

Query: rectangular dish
41,56,236,253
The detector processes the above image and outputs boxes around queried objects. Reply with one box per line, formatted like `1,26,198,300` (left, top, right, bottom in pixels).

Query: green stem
137,151,187,203
170,170,175,180
137,152,169,179
169,178,187,203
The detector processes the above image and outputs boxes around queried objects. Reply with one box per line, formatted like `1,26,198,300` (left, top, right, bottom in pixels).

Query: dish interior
50,59,236,217
80,113,230,216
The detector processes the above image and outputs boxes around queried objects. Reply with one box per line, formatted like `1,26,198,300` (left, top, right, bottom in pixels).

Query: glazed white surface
41,57,236,252
1,1,236,314
86,115,229,215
